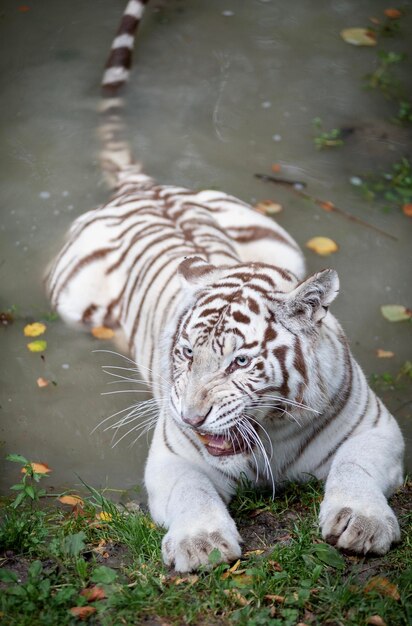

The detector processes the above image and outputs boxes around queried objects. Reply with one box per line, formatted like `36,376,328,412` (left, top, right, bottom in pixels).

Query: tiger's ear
283,269,339,326
178,256,220,286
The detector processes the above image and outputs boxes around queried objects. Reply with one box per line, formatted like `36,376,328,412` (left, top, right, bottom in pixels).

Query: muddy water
1,0,411,496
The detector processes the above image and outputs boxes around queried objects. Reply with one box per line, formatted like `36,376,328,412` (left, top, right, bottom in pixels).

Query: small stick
255,173,398,241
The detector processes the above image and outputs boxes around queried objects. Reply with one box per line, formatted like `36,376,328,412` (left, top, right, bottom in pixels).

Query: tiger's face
169,257,339,458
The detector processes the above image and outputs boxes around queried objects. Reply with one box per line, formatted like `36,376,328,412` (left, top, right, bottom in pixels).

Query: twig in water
254,173,398,241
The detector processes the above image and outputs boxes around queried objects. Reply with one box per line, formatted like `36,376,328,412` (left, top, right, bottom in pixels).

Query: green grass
311,118,344,150
357,157,412,212
0,458,411,625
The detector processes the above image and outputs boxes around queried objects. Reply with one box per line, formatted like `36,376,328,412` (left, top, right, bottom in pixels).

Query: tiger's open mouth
195,429,250,457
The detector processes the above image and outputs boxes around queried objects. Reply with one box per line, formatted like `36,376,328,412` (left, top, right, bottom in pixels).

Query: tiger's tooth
221,439,232,450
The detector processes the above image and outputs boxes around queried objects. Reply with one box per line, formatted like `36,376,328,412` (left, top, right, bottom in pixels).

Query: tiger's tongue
196,432,233,451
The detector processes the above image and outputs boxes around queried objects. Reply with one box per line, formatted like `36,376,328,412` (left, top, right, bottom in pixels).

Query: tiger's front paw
319,500,400,555
162,517,242,572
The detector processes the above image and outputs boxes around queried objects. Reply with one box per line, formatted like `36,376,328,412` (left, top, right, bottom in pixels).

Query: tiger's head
168,256,339,459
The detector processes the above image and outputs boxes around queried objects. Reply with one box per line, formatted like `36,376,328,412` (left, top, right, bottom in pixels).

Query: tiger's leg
319,417,404,554
145,414,242,572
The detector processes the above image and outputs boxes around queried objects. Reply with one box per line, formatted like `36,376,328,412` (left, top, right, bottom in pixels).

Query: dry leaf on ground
223,590,250,606
59,494,85,506
24,322,46,337
381,305,412,322
91,326,115,339
319,200,335,212
376,349,395,358
366,616,386,626
69,606,97,620
384,8,402,18
254,200,283,215
364,577,400,601
170,575,199,586
27,340,47,352
264,594,285,604
80,586,106,602
36,377,50,388
341,28,377,46
21,462,52,475
402,203,412,217
306,236,338,256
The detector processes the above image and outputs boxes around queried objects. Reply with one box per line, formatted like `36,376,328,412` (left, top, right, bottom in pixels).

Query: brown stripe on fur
163,419,177,456
105,46,133,71
82,303,98,324
313,390,372,472
52,247,119,305
232,310,251,324
116,14,140,38
247,297,260,315
106,228,174,273
279,347,354,476
373,397,382,427
127,246,186,343
272,345,290,397
293,336,308,384
227,226,299,250
264,325,277,343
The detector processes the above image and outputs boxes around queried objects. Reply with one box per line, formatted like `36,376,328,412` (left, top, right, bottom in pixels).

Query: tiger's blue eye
235,355,250,367
183,346,193,359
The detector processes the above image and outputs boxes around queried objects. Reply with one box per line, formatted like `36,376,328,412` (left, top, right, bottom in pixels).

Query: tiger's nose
182,407,212,427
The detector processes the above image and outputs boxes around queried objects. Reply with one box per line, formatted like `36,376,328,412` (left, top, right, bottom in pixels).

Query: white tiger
47,0,404,572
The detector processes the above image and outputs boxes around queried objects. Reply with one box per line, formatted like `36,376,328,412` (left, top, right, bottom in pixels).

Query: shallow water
0,0,411,496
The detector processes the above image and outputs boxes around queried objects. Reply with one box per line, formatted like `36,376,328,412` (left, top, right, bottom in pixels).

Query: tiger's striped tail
98,0,151,188
102,0,149,95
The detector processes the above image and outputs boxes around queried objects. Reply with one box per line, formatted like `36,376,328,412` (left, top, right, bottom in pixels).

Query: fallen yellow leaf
27,340,47,352
244,549,265,556
59,494,85,506
96,511,113,522
24,322,46,337
341,27,377,46
36,377,50,388
254,200,283,216
249,507,269,518
21,462,52,475
231,573,254,587
381,305,412,322
364,577,400,601
170,575,199,586
91,326,115,339
264,594,285,604
306,236,338,256
223,589,250,606
228,559,241,573
366,616,386,626
376,349,395,359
